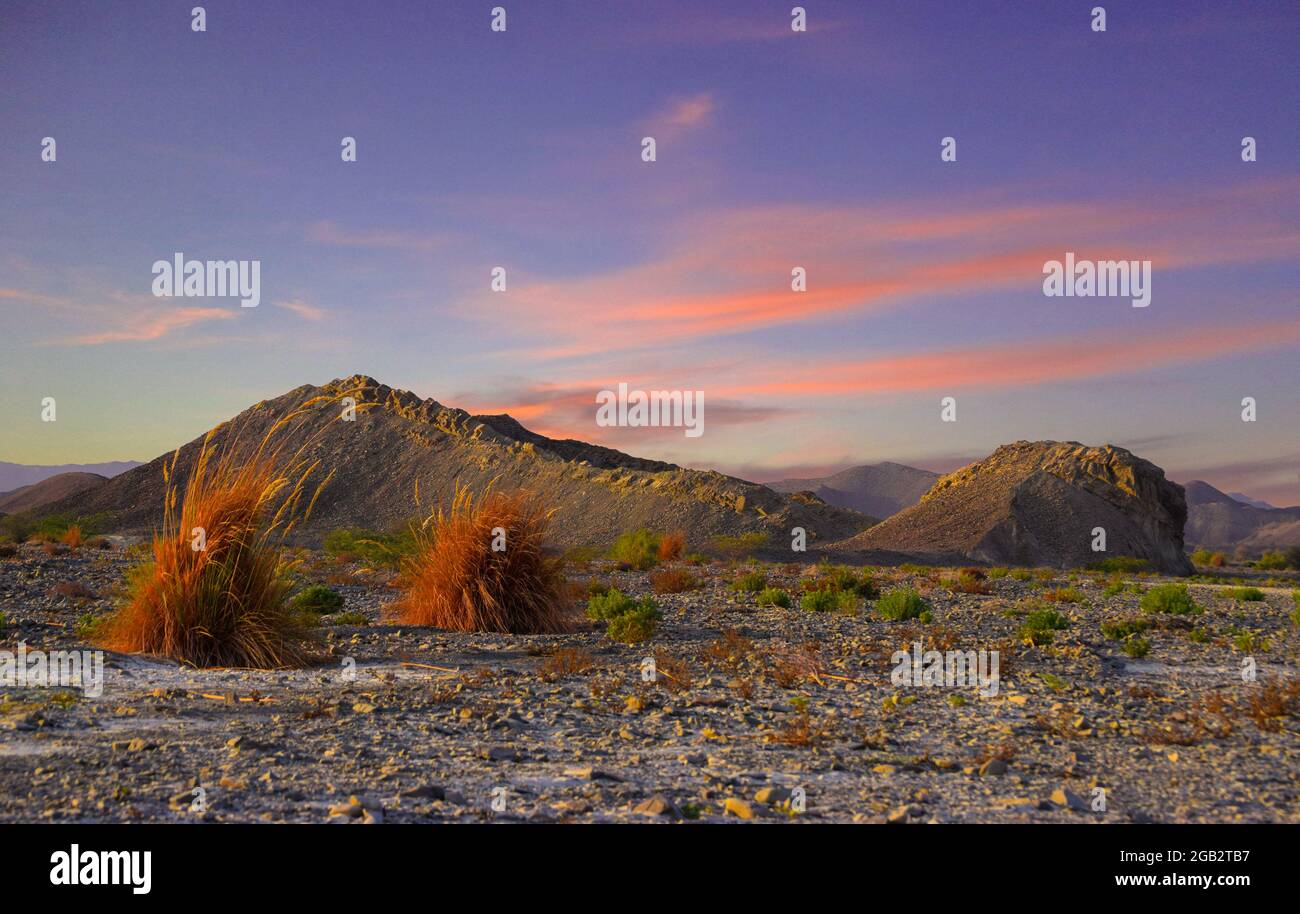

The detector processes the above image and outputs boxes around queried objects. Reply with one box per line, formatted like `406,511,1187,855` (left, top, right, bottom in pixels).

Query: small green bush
291,584,345,614
1086,556,1148,574
875,588,928,621
1232,629,1270,652
1224,586,1265,602
323,526,415,567
707,532,769,560
326,611,367,626
801,589,857,614
756,587,791,608
1292,591,1300,626
586,588,661,642
1121,635,1151,658
1043,586,1084,603
1019,608,1069,646
609,529,661,570
1100,617,1149,640
1256,551,1288,570
1139,584,1200,616
731,570,768,593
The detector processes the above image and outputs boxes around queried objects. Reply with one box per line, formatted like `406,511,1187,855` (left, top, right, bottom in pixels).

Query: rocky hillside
0,472,109,515
842,441,1193,574
1184,480,1300,554
39,376,871,548
770,462,939,518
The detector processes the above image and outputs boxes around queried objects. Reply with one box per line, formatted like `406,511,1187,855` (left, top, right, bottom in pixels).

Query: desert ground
1,541,1297,824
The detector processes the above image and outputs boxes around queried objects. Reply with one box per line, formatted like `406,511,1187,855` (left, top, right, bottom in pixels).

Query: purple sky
2,0,1299,504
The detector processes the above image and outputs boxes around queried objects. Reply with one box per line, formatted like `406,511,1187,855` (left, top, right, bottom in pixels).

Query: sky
2,0,1298,504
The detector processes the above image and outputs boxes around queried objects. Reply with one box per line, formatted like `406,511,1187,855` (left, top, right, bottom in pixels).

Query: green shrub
800,589,857,614
1225,586,1265,602
0,610,6,635
1256,551,1288,570
1139,584,1200,616
586,588,662,642
875,588,928,621
1086,556,1148,573
606,606,661,643
1100,617,1149,640
1009,568,1033,582
608,529,661,570
1187,627,1210,644
291,584,345,614
1121,635,1151,658
815,564,879,598
731,570,768,593
1292,591,1300,626
323,526,415,567
1019,609,1069,646
756,587,791,608
707,532,769,561
326,611,367,626
1232,629,1270,652
1042,586,1083,603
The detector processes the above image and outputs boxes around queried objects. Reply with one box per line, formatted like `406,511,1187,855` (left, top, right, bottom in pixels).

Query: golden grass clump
95,416,332,669
62,524,83,549
390,485,575,634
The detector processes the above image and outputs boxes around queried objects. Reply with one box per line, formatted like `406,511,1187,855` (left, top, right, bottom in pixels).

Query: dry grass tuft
649,567,699,594
62,524,83,549
95,416,331,669
538,646,595,682
391,485,576,634
657,530,686,562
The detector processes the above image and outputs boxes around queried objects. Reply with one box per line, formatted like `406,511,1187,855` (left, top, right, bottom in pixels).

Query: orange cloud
55,307,237,345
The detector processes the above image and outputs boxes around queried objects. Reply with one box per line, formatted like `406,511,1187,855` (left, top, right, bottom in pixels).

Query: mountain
0,472,109,514
1183,479,1300,553
1228,492,1275,510
38,376,872,548
769,462,939,518
0,460,140,495
842,441,1194,574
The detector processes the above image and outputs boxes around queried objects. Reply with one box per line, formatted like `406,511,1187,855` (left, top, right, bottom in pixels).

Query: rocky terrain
848,441,1194,575
2,542,1296,824
770,462,939,519
36,376,869,549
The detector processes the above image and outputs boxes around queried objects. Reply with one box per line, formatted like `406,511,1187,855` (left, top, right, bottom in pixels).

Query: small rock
633,795,678,817
754,786,792,805
1049,788,1089,812
724,797,756,820
979,759,1008,777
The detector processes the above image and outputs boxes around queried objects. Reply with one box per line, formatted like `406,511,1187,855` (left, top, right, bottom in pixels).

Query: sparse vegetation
587,588,661,643
1100,617,1149,640
1019,609,1069,646
1140,583,1201,616
538,646,594,681
1225,586,1265,602
657,530,686,562
875,588,928,621
1121,635,1151,658
393,486,574,634
707,531,769,561
1087,556,1148,573
1256,551,1288,571
800,588,856,614
291,584,345,614
649,568,699,594
323,526,414,567
1042,586,1083,603
609,529,662,570
756,587,791,608
731,569,767,593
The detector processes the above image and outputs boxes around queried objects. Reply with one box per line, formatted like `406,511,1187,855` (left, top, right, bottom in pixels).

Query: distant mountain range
1183,480,1300,553
11,380,1295,566
769,462,939,519
0,460,140,498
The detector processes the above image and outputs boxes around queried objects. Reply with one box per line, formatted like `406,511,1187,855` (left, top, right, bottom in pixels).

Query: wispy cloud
274,298,327,321
52,307,237,346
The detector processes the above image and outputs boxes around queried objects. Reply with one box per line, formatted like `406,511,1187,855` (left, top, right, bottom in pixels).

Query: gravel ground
1,543,1297,823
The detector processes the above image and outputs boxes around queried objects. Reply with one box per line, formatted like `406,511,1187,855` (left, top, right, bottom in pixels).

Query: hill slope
843,441,1193,574
769,462,939,518
41,376,871,548
0,472,109,514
